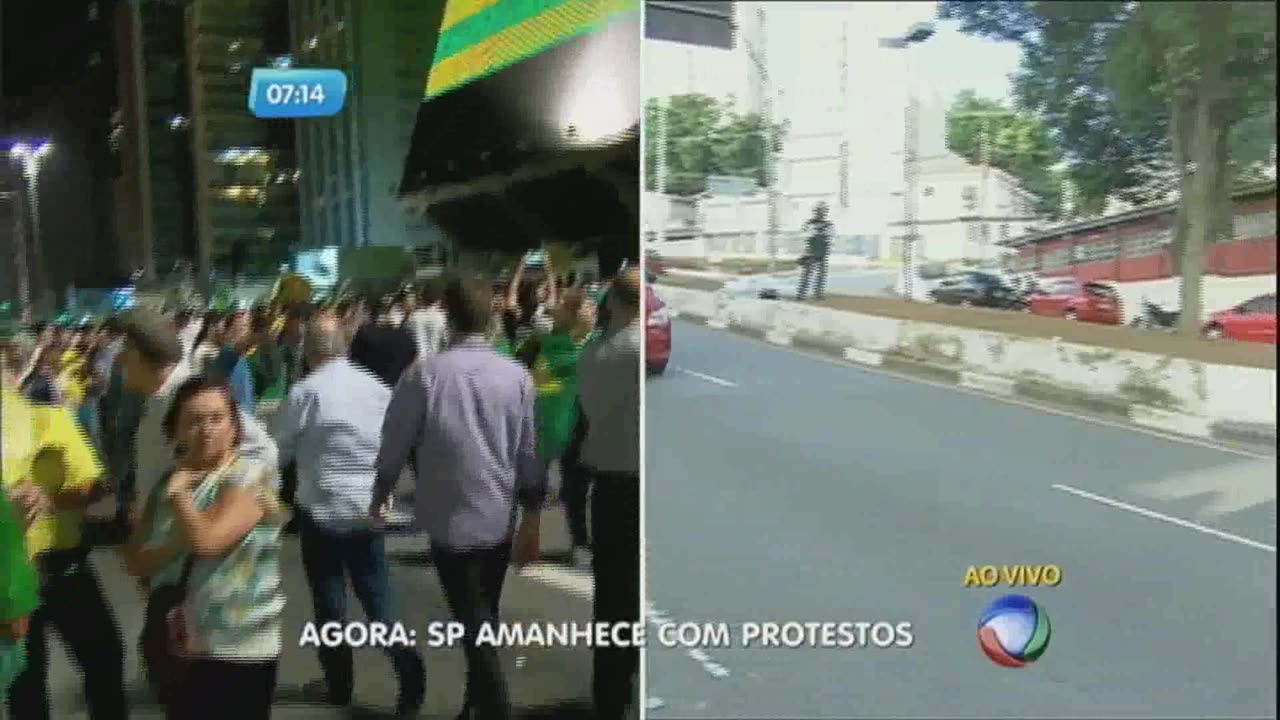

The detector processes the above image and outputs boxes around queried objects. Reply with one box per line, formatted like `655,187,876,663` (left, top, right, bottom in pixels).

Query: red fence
1010,192,1276,281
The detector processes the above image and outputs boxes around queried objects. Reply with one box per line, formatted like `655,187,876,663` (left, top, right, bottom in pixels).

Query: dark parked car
928,272,1025,309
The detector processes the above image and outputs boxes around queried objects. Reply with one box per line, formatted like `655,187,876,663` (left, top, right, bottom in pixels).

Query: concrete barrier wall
657,285,1276,442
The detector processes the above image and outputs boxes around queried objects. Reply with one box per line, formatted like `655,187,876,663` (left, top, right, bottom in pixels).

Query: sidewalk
46,511,595,719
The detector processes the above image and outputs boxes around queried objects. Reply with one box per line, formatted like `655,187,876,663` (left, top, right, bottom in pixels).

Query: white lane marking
674,367,739,388
518,563,593,597
646,601,732,680
1136,459,1278,518
681,321,1275,461
1052,483,1276,553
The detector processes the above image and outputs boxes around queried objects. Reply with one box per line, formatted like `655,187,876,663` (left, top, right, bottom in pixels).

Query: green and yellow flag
426,0,639,99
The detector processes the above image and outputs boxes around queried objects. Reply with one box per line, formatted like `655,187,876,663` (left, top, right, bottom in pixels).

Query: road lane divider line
646,601,732,680
674,367,739,388
1051,483,1276,553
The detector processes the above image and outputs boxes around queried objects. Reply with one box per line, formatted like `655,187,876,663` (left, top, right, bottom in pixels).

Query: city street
45,512,594,719
645,320,1276,718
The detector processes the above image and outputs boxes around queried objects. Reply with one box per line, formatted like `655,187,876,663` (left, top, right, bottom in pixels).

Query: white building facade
888,152,1042,264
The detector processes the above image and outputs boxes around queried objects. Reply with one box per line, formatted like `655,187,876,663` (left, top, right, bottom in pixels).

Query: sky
643,1,1025,235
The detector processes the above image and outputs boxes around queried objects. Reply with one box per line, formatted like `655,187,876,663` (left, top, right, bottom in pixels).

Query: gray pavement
645,320,1276,718
43,509,594,719
721,268,897,299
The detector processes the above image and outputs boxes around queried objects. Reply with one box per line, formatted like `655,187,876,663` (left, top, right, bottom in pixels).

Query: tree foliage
944,90,1065,218
644,93,785,196
938,1,1276,332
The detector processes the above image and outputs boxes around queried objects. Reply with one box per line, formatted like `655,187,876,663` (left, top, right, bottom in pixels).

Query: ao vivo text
963,564,1063,587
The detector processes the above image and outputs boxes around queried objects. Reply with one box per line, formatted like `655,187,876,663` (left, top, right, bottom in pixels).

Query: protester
147,376,286,720
1,332,127,720
208,310,255,413
247,313,287,408
20,345,61,407
0,490,39,703
114,310,279,697
272,316,425,716
520,289,596,566
1,335,42,703
408,280,448,358
174,309,200,365
189,311,225,374
576,267,642,720
371,276,545,720
349,298,417,389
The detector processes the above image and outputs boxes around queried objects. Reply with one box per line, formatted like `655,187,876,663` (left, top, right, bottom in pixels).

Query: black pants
280,462,299,532
561,460,592,549
298,512,425,707
432,543,513,720
7,552,128,720
590,475,640,720
166,657,278,720
562,403,591,549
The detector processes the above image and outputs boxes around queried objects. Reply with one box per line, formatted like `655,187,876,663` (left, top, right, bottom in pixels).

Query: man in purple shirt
370,277,545,720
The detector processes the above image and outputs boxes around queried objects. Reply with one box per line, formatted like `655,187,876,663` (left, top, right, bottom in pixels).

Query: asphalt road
645,320,1276,718
44,510,594,719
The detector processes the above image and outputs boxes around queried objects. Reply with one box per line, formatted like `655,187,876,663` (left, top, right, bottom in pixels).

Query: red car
1203,293,1277,343
1028,279,1123,325
646,285,671,374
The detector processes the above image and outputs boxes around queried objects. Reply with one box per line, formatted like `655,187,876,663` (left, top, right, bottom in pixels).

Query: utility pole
880,22,935,301
903,94,920,300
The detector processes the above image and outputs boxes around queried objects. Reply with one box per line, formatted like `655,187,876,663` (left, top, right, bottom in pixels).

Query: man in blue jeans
271,315,425,717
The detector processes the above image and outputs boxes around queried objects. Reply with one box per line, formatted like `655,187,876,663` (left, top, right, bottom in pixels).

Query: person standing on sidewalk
576,267,642,720
370,277,545,720
272,316,425,717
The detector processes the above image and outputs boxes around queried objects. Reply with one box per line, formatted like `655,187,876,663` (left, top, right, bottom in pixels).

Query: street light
880,22,934,301
8,141,53,323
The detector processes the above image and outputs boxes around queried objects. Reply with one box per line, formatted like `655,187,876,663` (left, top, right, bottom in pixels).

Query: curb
670,311,1277,453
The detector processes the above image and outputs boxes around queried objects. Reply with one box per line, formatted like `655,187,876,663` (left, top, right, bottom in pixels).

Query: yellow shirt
56,350,87,407
1,388,104,559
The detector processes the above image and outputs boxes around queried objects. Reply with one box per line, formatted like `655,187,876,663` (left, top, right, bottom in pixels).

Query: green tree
644,93,785,195
945,90,1065,218
939,1,1276,334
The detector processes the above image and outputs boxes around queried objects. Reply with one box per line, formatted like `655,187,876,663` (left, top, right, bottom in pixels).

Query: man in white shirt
408,280,449,359
271,316,425,716
575,267,641,720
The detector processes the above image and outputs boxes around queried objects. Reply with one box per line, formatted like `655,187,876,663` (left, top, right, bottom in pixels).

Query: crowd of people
1,258,642,720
